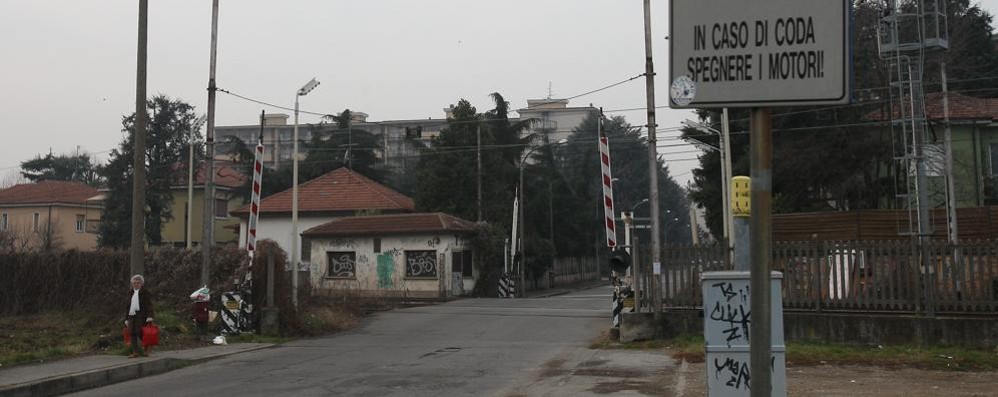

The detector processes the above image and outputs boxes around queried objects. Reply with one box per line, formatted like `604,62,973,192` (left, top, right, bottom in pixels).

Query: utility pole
942,62,958,244
129,0,148,276
641,0,662,321
201,0,219,287
721,108,734,256
186,126,195,250
477,124,482,222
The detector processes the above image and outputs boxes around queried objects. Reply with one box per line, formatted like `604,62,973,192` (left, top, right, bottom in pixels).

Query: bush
0,245,250,319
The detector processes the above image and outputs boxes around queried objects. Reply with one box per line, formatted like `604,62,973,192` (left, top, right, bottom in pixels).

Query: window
405,250,437,278
75,215,85,233
32,213,39,232
214,198,228,219
301,238,311,263
373,237,381,253
1,212,7,231
924,144,944,177
991,144,998,177
326,252,356,279
451,250,474,278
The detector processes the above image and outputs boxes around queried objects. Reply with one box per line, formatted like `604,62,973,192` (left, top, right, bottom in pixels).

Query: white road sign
669,0,851,108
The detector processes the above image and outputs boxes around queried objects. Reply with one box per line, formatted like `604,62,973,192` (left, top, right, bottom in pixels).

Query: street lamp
292,77,320,310
517,138,568,297
631,198,650,213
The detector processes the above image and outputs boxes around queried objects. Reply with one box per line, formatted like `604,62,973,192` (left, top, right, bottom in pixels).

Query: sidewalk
0,343,273,397
524,279,610,299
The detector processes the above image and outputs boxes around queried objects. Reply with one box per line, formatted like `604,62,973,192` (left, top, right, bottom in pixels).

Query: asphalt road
70,286,610,397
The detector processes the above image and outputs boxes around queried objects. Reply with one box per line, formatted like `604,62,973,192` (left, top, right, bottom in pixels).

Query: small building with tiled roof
302,212,479,297
232,168,417,269
0,181,102,251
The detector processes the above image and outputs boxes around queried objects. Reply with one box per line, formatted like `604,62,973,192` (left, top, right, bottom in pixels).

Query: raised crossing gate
599,135,617,248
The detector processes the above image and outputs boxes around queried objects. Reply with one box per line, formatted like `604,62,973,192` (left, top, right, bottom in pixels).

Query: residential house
230,167,415,260
0,181,101,251
868,92,998,208
160,162,248,247
774,93,998,242
303,213,478,297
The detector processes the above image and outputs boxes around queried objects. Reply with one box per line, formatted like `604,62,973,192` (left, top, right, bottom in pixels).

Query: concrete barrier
620,312,658,343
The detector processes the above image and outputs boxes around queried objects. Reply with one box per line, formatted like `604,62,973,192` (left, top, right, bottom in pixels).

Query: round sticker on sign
670,75,696,107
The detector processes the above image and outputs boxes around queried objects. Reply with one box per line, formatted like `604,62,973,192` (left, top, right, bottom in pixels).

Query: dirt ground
506,348,998,396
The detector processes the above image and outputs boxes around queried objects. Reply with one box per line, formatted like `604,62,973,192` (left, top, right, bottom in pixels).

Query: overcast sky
2,0,997,187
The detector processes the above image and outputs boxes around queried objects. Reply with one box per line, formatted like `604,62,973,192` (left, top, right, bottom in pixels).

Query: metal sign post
669,2,851,395
748,108,773,396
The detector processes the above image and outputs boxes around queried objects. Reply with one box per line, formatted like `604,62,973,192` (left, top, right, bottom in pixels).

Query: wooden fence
657,241,998,315
551,257,600,286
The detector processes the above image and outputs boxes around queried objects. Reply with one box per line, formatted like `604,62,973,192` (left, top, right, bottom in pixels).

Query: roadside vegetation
592,333,998,372
0,241,368,369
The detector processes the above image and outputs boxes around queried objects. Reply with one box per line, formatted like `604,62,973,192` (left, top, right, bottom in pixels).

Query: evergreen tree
99,95,204,248
20,152,103,187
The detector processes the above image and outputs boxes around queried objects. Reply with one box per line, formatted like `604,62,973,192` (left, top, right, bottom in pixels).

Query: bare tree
0,170,27,189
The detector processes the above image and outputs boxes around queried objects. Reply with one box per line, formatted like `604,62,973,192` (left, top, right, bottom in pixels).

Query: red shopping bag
123,326,131,346
142,323,160,347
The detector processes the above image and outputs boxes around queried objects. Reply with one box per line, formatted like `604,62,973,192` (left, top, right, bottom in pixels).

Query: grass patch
786,341,998,371
0,311,112,367
591,333,998,371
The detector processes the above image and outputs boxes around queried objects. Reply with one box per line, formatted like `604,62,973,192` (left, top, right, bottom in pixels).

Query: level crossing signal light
608,248,631,274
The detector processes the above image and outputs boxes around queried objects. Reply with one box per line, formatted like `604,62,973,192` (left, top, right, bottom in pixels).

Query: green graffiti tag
377,254,394,289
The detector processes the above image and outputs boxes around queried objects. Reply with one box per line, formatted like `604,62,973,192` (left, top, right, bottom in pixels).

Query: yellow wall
161,188,244,247
0,204,100,251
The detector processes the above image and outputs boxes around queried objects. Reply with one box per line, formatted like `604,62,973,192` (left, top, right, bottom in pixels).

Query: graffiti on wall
405,250,437,278
377,254,395,289
327,252,356,278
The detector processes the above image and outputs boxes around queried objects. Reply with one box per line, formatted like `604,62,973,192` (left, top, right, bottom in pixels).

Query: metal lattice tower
878,0,948,237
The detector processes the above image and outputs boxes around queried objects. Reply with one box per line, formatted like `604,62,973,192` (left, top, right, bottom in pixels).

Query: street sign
669,0,851,108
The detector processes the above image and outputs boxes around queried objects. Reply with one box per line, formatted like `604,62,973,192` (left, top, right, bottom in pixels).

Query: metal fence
658,240,998,315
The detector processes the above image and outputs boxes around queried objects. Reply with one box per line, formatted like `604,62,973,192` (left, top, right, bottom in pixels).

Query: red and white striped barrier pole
246,141,264,262
246,140,263,288
600,135,617,248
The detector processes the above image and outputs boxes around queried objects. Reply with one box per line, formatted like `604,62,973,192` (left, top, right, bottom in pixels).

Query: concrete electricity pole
129,0,149,276
941,62,958,244
201,0,220,287
186,128,195,250
721,108,734,255
641,0,663,319
477,124,482,222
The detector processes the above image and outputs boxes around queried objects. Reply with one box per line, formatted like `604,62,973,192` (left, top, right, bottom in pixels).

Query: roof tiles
232,168,414,215
0,181,99,206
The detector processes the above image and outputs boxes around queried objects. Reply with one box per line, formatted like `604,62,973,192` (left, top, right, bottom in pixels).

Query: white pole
186,135,194,249
291,95,300,310
721,108,734,254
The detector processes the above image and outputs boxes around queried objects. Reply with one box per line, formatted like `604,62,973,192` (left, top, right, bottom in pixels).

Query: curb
0,344,274,397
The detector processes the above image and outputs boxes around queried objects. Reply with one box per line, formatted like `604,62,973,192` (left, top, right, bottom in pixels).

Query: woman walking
125,274,154,358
